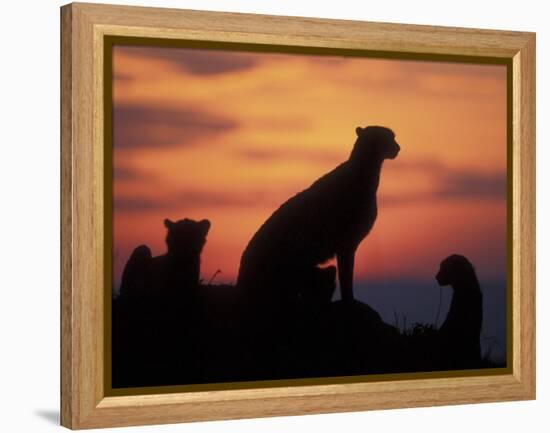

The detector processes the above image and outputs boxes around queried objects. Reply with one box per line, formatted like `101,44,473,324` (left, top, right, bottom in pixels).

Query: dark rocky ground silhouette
112,126,503,389
113,238,498,388
112,273,496,388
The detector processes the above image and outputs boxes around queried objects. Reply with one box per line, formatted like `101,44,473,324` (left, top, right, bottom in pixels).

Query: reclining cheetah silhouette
237,125,400,306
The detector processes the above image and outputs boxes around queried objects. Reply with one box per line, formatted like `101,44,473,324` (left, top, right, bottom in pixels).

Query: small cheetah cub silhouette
120,218,211,301
237,125,400,305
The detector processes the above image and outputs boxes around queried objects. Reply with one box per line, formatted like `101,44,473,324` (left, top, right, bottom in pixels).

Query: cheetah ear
164,218,175,229
355,126,363,137
199,219,211,236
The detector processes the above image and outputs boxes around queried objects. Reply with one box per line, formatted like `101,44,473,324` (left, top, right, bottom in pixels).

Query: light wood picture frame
60,2,535,429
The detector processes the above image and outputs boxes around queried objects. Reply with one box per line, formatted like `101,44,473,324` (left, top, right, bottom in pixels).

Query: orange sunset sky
111,44,508,293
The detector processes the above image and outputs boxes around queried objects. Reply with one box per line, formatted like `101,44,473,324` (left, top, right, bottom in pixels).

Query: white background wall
0,0,546,431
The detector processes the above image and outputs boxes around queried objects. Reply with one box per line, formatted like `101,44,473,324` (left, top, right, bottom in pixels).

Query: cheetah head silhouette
164,218,211,257
351,126,400,162
436,254,478,290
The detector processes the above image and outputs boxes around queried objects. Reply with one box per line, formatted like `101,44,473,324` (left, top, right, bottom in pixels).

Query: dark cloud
177,190,266,208
380,161,506,206
113,71,133,82
402,60,506,80
250,116,311,130
399,61,506,97
378,192,430,207
388,158,447,172
305,55,350,67
236,147,343,164
322,58,505,98
114,156,506,214
436,170,506,200
306,54,503,82
115,46,261,75
113,103,237,149
112,165,153,181
113,197,167,212
114,189,272,213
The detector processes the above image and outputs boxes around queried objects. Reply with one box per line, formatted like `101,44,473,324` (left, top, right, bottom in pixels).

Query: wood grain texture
513,34,536,396
60,2,536,429
60,4,73,429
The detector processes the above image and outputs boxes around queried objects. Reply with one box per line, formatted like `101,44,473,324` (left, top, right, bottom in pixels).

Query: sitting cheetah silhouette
237,126,400,306
115,218,210,386
436,254,483,369
119,218,211,301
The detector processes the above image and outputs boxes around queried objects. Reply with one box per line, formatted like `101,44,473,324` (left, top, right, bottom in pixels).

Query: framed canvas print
60,2,535,429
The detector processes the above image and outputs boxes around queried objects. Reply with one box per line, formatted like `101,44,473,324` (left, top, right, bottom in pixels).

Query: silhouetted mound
115,281,495,388
319,300,403,375
113,283,249,387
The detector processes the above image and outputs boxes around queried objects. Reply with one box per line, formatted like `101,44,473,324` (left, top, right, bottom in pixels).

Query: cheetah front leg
337,248,356,302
